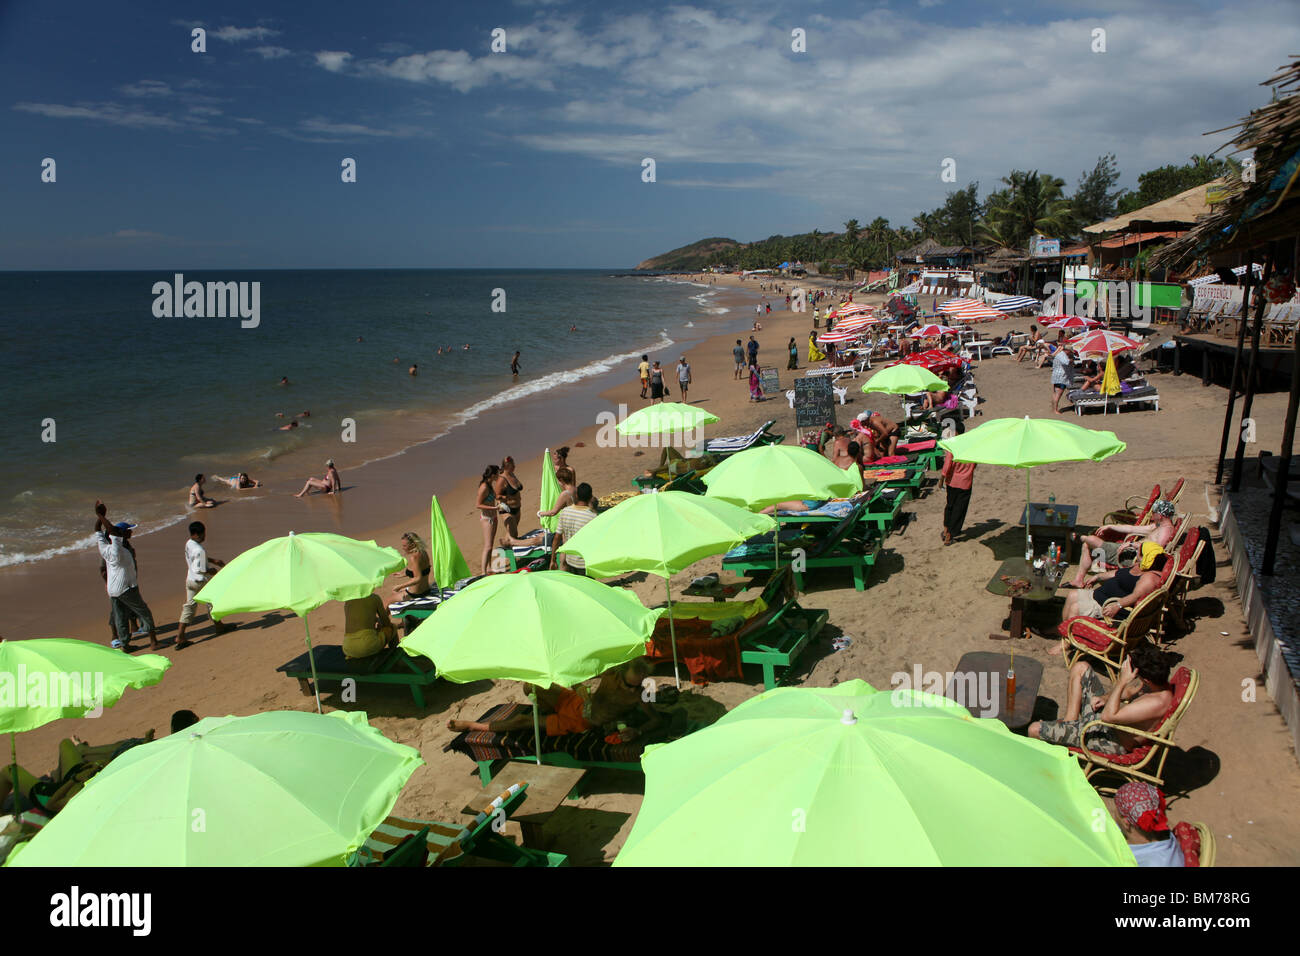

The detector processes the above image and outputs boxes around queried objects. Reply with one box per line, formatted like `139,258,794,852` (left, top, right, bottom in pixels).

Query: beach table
945,651,1043,731
968,340,994,360
458,761,586,850
985,557,1065,641
1020,502,1079,561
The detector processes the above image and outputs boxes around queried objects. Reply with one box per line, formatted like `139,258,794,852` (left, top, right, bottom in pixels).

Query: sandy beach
9,276,1300,866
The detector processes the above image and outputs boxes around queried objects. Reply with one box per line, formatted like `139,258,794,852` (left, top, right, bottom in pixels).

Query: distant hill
635,237,740,272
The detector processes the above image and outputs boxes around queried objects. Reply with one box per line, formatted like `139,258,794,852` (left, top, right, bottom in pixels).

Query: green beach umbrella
616,403,720,444
539,448,563,534
194,532,405,713
0,638,170,818
938,416,1126,554
5,710,422,867
861,364,948,394
403,571,662,762
557,492,776,686
615,680,1134,866
428,495,471,589
703,445,860,577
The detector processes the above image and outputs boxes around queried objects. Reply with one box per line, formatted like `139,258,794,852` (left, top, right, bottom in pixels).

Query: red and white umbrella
1067,329,1142,355
836,316,879,332
937,298,981,314
818,330,861,344
909,324,958,338
1045,315,1102,330
830,303,874,318
938,299,1002,321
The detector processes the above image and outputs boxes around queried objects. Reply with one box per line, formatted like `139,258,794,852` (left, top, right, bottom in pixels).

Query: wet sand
10,278,1300,866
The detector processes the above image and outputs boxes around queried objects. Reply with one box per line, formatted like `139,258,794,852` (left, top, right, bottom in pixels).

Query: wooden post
1216,252,1256,484
1230,255,1274,492
1262,322,1300,574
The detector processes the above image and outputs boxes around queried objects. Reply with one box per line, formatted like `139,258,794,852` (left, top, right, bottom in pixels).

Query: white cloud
314,50,353,72
118,80,174,98
14,101,179,129
213,26,280,43
253,45,292,59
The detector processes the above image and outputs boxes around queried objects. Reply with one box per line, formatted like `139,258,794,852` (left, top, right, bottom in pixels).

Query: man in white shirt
176,520,228,649
552,484,598,575
94,501,157,652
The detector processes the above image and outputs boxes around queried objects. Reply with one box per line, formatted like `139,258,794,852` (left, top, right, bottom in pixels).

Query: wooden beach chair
354,783,567,867
1071,666,1198,793
703,420,784,458
1161,529,1205,636
722,500,882,591
276,643,439,709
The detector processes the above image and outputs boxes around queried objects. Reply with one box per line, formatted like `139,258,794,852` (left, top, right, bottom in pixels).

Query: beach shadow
545,807,632,867
572,770,645,800
606,571,649,587
316,675,491,718
979,524,1032,561
1155,746,1221,801
961,518,1002,541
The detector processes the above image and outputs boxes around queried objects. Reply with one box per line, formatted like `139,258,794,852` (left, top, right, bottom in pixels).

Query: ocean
0,269,741,567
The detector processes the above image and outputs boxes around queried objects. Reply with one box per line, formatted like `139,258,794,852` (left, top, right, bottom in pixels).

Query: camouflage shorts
1036,669,1127,756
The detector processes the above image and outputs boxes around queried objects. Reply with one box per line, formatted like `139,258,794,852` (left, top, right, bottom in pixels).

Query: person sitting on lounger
1077,359,1104,392
447,658,663,742
1069,499,1177,588
1114,781,1185,867
826,426,854,469
390,532,431,601
1,727,160,815
1015,326,1042,363
342,591,398,660
1028,640,1177,757
1055,542,1169,630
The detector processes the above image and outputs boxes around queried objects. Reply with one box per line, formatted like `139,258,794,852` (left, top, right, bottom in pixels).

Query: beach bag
1195,527,1217,584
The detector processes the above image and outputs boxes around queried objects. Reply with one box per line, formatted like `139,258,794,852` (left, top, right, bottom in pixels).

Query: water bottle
1025,534,1034,563
1048,492,1056,506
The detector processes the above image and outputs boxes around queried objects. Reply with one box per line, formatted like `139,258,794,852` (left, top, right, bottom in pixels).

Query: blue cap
114,521,136,531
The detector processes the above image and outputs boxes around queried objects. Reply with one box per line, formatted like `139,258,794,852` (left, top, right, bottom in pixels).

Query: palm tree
982,170,1072,248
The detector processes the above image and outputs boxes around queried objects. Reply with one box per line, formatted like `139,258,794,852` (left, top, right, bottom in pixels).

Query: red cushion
898,440,936,452
1173,821,1200,867
1061,616,1116,649
874,455,909,465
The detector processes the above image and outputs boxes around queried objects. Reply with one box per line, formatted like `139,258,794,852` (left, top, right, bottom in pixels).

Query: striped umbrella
1067,330,1142,355
832,303,874,316
993,296,1040,313
836,316,879,333
910,324,958,338
937,298,982,314
943,301,1004,322
892,349,964,374
818,329,861,344
1045,315,1102,330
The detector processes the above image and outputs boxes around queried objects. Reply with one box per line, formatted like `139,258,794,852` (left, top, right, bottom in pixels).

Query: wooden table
946,651,1044,730
985,557,1065,641
968,340,994,359
460,761,586,849
1019,501,1079,560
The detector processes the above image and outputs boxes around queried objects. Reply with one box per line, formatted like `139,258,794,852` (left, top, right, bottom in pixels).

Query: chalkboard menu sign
759,366,780,395
794,377,836,429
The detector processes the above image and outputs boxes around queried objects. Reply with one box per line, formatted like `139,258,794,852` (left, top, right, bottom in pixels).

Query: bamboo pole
1216,251,1256,484
1230,254,1275,492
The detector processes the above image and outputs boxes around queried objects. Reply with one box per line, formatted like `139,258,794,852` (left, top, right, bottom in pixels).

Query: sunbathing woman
391,532,431,601
826,427,854,469
295,460,341,497
221,472,261,489
1015,326,1042,363
188,474,216,509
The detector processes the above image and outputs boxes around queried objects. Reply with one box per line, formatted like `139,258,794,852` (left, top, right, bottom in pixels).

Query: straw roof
1154,57,1300,266
1082,182,1218,234
896,238,942,260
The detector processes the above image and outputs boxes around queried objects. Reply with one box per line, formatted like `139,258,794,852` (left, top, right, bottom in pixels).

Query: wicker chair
1161,529,1206,638
1072,666,1199,793
1059,575,1173,681
1173,821,1216,867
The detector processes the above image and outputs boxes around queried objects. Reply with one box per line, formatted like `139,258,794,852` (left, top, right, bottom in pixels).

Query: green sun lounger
276,643,438,709
736,567,829,689
722,501,882,591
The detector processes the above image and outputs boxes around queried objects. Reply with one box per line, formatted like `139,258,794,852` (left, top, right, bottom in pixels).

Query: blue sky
2,0,1298,269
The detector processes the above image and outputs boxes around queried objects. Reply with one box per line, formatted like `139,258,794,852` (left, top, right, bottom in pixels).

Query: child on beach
176,521,228,649
748,362,764,402
639,354,651,397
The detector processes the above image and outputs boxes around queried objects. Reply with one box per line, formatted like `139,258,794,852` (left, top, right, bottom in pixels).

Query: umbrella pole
9,731,20,818
303,618,323,714
531,695,543,766
1025,469,1033,557
666,580,682,688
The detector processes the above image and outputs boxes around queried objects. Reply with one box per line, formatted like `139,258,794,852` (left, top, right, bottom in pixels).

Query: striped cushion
361,814,467,866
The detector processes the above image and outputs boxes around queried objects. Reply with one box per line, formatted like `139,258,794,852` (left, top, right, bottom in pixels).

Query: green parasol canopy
701,445,860,510
539,448,563,534
937,416,1126,469
428,495,471,589
615,403,720,437
5,710,421,867
861,364,948,394
195,532,405,712
557,492,776,686
615,680,1135,866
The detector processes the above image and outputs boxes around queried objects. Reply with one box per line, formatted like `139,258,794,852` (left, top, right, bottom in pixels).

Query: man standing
175,521,228,650
676,356,692,403
94,501,157,652
511,351,521,379
552,483,598,575
747,335,759,367
638,354,651,398
732,340,745,380
1051,342,1075,413
939,449,977,545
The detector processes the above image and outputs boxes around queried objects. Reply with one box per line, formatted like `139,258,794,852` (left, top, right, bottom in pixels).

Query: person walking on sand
175,521,229,649
639,354,651,398
939,449,977,546
748,362,765,402
649,361,667,404
747,335,759,366
787,336,799,370
93,501,158,652
511,351,521,379
295,459,341,497
732,340,745,380
676,356,692,403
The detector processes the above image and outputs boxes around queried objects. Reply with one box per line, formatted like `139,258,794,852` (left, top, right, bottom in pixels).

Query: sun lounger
704,420,784,457
1070,385,1160,415
276,643,439,708
445,701,696,786
354,783,566,867
723,501,882,591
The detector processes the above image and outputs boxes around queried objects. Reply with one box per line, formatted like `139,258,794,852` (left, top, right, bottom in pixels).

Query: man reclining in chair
1068,499,1177,589
447,658,663,744
1028,640,1178,757
1052,543,1169,636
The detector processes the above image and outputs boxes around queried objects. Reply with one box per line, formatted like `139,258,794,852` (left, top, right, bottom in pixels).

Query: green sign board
1073,280,1182,312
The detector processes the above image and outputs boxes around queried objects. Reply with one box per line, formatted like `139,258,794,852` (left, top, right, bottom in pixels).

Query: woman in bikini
188,474,216,509
552,446,573,485
476,464,501,575
496,456,524,539
537,466,577,520
391,532,432,601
